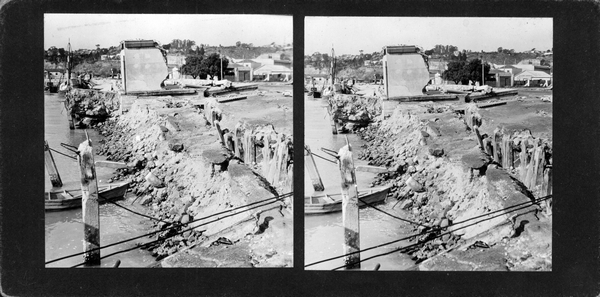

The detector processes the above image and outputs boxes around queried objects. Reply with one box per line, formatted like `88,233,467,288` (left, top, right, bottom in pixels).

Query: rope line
330,196,549,270
107,200,172,224
70,198,284,268
305,194,550,268
311,152,337,164
358,197,430,228
45,192,292,265
49,147,77,160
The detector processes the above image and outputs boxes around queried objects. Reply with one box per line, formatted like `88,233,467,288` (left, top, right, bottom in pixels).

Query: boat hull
305,186,390,215
45,182,129,211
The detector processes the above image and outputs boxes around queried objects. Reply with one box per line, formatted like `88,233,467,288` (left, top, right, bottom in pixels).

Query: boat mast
67,39,72,86
330,45,335,86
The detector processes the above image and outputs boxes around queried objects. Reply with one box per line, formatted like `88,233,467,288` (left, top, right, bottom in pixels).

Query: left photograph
44,14,293,268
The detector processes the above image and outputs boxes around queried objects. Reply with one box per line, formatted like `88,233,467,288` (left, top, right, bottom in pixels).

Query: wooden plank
95,160,127,169
355,164,389,173
388,94,458,102
338,143,360,270
216,95,247,103
304,145,325,191
77,139,100,265
44,140,63,187
127,89,197,96
467,90,518,101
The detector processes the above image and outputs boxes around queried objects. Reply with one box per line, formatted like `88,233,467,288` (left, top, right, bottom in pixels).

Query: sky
305,17,552,55
44,14,292,50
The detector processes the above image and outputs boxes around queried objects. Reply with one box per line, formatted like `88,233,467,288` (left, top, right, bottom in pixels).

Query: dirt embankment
95,92,293,267
356,99,551,271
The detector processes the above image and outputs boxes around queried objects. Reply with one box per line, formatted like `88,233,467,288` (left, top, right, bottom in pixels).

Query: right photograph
304,17,552,271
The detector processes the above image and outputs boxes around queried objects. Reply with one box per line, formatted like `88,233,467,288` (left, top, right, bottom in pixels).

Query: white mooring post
77,138,100,265
337,139,360,270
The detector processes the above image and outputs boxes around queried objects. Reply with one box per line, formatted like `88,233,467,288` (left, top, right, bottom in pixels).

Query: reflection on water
45,93,156,267
304,95,415,270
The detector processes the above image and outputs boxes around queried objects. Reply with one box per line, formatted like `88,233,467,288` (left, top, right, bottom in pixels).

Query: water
44,93,156,268
304,94,416,270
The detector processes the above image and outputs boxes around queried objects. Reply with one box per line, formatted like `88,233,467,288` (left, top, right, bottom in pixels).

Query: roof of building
254,64,292,75
514,70,552,79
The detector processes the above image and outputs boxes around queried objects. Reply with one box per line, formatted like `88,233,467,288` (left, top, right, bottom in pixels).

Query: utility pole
481,56,485,85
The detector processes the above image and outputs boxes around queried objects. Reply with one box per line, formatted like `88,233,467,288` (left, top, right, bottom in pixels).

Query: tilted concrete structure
382,45,430,98
120,40,169,93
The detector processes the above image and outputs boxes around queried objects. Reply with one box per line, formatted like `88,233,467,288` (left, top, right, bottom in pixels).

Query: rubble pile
65,88,120,128
329,94,383,132
96,97,292,266
356,104,550,270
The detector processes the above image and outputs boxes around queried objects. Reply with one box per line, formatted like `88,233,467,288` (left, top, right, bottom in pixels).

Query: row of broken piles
65,88,120,128
357,102,552,268
328,94,383,133
95,96,293,262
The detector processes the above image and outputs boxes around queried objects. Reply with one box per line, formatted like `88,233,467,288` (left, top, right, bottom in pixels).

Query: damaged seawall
92,91,293,267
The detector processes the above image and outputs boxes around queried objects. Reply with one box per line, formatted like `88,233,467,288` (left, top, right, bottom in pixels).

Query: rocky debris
428,146,444,157
168,139,184,152
65,88,120,128
355,104,550,270
95,97,291,266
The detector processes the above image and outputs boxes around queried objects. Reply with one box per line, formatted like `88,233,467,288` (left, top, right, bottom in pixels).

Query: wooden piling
225,132,235,152
524,139,538,189
473,126,484,151
44,140,63,188
214,121,225,145
249,134,257,164
262,135,271,177
327,105,338,135
77,139,100,265
267,135,280,184
337,142,360,270
483,137,493,156
519,139,528,182
491,131,500,164
234,124,243,159
304,145,325,191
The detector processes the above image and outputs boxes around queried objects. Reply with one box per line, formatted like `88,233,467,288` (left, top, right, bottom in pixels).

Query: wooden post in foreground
304,145,324,191
337,142,360,270
473,126,484,151
78,139,100,265
44,140,63,187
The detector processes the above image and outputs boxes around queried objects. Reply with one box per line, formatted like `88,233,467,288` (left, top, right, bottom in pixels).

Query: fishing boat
45,181,129,211
304,186,390,215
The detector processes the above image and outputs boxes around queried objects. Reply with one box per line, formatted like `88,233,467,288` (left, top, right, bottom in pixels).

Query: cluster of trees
165,39,206,55
45,45,121,67
304,51,384,71
443,58,490,85
180,52,229,79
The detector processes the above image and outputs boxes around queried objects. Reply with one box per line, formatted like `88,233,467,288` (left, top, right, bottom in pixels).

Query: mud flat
353,88,552,271
74,82,293,267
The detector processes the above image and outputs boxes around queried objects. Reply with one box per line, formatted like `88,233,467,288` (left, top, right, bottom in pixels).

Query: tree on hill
200,53,229,79
181,55,204,79
443,58,490,85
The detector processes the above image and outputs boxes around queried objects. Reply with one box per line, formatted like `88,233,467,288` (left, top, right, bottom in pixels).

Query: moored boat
305,186,390,215
45,181,130,211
